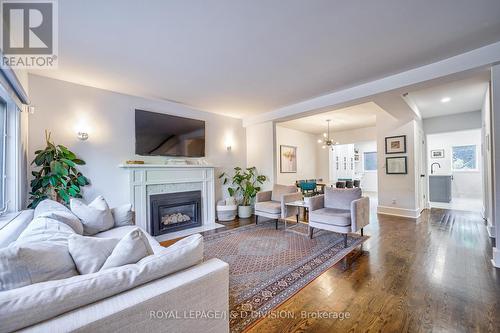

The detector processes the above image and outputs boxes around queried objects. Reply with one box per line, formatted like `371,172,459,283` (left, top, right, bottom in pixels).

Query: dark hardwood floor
162,208,500,332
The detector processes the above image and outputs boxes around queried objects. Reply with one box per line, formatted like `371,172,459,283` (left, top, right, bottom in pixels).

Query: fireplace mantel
119,164,222,241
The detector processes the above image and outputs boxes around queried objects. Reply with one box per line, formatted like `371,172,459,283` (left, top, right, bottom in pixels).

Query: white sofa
0,209,229,333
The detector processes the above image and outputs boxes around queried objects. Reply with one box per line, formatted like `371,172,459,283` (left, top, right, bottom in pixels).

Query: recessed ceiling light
441,97,451,103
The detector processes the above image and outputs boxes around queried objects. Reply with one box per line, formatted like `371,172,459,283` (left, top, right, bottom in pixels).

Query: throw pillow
0,241,78,291
100,228,154,271
68,234,119,274
17,217,77,244
111,204,134,227
34,199,83,235
70,196,114,235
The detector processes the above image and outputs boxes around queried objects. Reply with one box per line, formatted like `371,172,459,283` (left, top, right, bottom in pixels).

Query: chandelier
317,119,339,149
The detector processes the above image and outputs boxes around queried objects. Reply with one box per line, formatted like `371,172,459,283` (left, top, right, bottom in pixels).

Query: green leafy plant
28,131,90,208
219,167,267,206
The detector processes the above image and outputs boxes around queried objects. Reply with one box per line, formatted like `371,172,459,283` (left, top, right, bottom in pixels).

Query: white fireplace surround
119,164,223,241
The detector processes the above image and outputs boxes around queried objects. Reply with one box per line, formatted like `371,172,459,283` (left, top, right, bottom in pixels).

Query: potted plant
219,167,267,218
28,130,90,208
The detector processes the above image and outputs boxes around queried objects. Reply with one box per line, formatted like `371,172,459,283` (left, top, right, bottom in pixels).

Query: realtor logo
1,0,58,68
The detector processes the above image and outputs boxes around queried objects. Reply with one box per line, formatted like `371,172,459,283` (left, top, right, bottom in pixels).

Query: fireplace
150,190,202,236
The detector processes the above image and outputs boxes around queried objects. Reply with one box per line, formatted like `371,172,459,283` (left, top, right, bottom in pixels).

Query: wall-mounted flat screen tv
135,110,205,157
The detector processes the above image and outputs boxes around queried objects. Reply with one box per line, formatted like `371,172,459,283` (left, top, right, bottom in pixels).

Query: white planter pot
238,205,253,218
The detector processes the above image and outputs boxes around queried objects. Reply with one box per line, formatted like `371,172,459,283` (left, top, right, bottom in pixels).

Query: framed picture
431,149,445,158
386,156,407,174
385,135,407,154
280,145,297,173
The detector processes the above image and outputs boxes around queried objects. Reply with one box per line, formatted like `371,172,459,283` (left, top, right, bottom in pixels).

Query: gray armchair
308,187,369,247
254,184,303,229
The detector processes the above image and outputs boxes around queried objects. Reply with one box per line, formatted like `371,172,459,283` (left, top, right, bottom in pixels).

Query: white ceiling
30,0,500,118
407,77,489,118
278,102,382,134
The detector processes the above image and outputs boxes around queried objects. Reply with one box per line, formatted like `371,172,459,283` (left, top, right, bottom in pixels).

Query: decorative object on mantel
125,160,144,165
386,156,408,174
29,130,90,208
165,158,209,166
385,135,407,154
430,149,445,158
219,167,268,218
317,119,339,150
280,145,297,173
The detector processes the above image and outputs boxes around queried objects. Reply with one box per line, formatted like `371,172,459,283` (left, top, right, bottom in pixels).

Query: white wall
423,110,481,134
275,125,317,185
316,126,377,182
481,86,494,235
376,113,420,216
354,141,378,192
27,75,247,207
246,121,274,190
427,129,482,199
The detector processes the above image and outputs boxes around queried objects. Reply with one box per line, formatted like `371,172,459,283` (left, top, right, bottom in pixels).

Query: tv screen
135,110,205,157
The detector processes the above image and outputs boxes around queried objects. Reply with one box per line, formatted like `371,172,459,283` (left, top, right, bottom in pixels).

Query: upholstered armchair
308,187,369,247
254,184,303,229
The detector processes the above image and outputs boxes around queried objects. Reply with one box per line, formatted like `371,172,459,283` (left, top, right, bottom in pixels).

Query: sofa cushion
70,196,114,235
0,241,78,291
309,208,351,226
271,184,297,202
68,234,119,274
100,228,154,271
111,204,135,227
255,201,281,214
0,233,204,332
34,199,83,235
324,187,362,210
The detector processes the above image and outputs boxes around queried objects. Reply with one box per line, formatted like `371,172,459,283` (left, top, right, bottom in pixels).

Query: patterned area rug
203,222,367,333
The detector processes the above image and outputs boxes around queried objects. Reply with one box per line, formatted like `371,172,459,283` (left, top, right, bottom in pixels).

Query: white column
491,64,500,267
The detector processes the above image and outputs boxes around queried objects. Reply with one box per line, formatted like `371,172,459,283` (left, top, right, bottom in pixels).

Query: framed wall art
280,145,297,173
386,156,407,174
385,135,406,154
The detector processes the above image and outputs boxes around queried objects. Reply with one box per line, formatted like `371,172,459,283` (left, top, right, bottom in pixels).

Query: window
363,152,377,171
452,145,477,171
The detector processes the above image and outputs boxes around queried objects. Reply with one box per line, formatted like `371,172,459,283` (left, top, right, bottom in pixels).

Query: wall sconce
75,117,90,141
77,131,89,141
224,135,234,152
225,137,233,152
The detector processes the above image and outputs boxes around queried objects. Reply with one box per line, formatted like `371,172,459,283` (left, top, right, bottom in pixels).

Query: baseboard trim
492,247,500,268
377,206,421,219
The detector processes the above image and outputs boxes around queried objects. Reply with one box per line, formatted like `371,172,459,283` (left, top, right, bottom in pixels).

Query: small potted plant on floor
219,167,267,218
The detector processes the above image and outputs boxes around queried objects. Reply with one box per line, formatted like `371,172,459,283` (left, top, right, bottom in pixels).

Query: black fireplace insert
150,190,202,236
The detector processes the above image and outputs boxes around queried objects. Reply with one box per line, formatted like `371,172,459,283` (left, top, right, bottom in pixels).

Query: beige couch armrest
351,197,370,232
281,192,303,218
256,190,272,203
308,195,325,212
